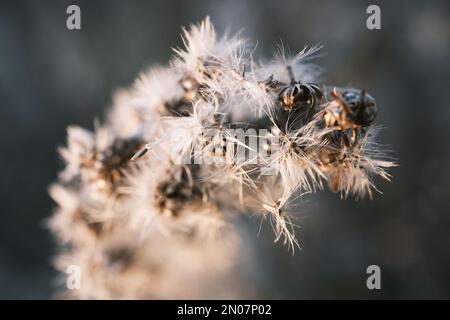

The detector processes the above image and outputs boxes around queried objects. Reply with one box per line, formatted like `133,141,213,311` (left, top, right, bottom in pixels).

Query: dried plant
49,17,395,299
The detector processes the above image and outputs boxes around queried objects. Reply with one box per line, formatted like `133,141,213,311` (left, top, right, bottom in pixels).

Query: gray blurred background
1,0,449,299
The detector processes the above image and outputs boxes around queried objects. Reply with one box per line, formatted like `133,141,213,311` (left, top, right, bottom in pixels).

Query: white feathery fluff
49,17,396,298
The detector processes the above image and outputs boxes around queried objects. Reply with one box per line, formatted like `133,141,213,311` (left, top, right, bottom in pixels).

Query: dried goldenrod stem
49,17,395,298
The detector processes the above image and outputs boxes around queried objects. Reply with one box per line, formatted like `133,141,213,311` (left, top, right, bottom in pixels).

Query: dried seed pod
279,82,323,112
323,88,377,145
324,88,376,129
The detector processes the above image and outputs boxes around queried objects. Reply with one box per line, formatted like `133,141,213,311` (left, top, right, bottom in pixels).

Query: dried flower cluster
49,17,395,299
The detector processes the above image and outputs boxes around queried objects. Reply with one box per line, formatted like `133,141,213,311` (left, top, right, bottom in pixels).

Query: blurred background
0,0,449,299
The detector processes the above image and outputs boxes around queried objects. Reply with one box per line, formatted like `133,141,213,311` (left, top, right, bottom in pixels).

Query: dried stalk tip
49,17,396,299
